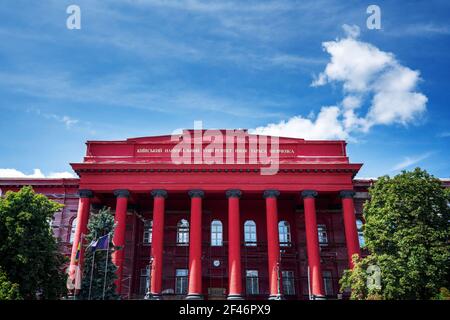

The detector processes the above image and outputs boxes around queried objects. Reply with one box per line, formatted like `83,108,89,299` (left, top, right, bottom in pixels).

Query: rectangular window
211,232,222,246
278,221,291,247
318,224,328,246
175,269,188,294
211,221,223,246
143,220,152,244
356,219,365,247
177,231,189,245
282,270,295,295
323,271,333,296
139,267,150,296
244,222,257,246
177,220,190,246
358,232,365,247
246,270,259,295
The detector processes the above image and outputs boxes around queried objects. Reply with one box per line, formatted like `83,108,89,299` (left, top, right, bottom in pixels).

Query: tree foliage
0,266,21,300
78,207,119,300
0,186,67,299
434,287,450,300
340,168,450,299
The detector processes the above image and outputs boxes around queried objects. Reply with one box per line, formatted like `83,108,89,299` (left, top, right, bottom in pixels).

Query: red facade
1,130,376,300
0,179,80,257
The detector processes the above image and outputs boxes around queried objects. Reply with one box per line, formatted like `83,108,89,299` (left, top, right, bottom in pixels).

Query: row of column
68,189,360,300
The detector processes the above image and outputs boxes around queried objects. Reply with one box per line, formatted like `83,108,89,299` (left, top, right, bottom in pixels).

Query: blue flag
90,234,109,252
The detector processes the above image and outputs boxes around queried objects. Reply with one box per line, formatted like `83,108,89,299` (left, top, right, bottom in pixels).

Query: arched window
356,219,365,247
69,217,77,244
177,219,189,245
211,220,223,246
278,220,291,247
143,220,153,244
244,220,257,246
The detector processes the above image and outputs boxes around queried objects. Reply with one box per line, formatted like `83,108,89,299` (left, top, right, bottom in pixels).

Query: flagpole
73,232,84,300
307,266,312,300
87,231,98,300
88,249,96,300
102,233,110,300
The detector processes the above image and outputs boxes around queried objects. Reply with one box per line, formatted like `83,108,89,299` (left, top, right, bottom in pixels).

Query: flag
96,234,110,250
74,242,81,263
88,239,97,251
91,234,110,252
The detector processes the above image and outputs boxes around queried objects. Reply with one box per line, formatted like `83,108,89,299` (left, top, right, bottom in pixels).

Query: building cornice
70,163,362,179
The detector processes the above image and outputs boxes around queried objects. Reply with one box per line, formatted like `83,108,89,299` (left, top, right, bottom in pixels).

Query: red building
0,130,401,300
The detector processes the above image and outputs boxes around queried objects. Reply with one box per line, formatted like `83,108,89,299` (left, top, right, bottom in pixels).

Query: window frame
278,220,291,247
356,219,365,247
245,270,259,295
177,219,190,246
281,270,295,295
244,220,257,246
175,269,188,295
317,224,328,246
210,219,223,247
139,266,150,296
69,217,77,244
143,220,153,244
323,270,333,296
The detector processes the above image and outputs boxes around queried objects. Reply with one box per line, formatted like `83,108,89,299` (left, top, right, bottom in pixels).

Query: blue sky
0,0,449,178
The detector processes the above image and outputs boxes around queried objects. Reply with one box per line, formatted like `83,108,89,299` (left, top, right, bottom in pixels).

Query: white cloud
0,169,45,178
45,114,79,128
389,23,450,37
312,32,393,93
0,168,75,178
437,131,450,138
3,73,285,120
391,152,433,171
47,172,77,178
27,108,79,129
366,65,427,126
126,0,293,13
342,24,360,39
254,24,427,140
252,106,348,140
267,54,326,68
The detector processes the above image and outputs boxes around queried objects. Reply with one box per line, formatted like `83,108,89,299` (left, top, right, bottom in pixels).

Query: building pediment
81,129,352,165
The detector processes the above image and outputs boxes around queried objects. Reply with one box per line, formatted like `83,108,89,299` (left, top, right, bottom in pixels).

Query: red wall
124,192,360,299
0,179,80,256
0,178,372,300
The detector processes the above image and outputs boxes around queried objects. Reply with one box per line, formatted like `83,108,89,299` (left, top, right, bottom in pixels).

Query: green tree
78,207,119,300
0,186,67,299
0,266,21,300
434,287,450,300
340,168,450,299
